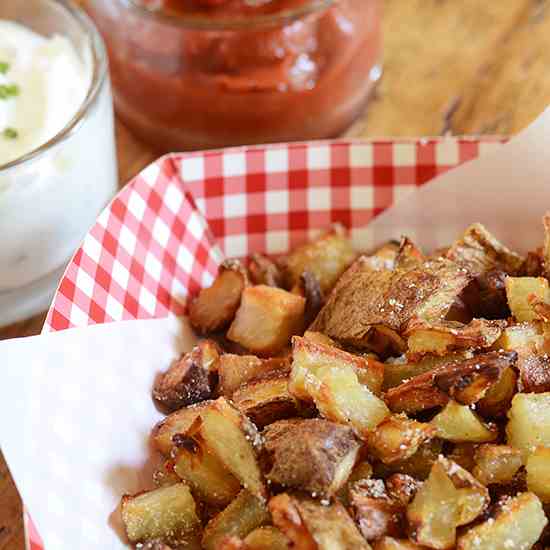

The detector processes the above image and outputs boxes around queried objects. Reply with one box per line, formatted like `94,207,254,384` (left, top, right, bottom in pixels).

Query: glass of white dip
0,0,118,326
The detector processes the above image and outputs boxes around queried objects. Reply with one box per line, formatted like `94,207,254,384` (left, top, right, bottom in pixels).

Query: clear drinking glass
85,0,381,152
0,0,118,325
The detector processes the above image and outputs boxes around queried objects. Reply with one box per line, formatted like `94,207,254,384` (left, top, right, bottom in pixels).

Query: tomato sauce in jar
86,0,381,151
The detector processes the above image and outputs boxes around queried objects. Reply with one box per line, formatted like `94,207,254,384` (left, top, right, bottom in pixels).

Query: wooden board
3,1,550,547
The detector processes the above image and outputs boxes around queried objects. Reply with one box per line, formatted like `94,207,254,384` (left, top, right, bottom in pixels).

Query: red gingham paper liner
26,137,502,550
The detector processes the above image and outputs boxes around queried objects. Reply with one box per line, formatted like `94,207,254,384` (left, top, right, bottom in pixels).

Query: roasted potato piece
374,440,443,481
406,318,505,357
152,401,211,456
227,285,305,356
281,227,356,294
303,330,340,347
446,443,478,472
270,493,370,550
218,354,290,397
294,271,324,327
244,527,290,550
198,397,266,500
506,392,550,458
232,377,301,428
171,422,241,507
385,474,422,506
394,237,425,271
248,253,283,287
456,492,547,550
446,223,524,277
383,353,468,391
433,350,516,405
364,241,401,271
526,447,550,503
373,538,426,550
189,260,248,333
262,418,360,497
384,370,449,414
121,483,201,548
152,460,180,488
202,490,271,550
496,322,544,352
472,444,523,486
291,336,384,396
290,338,389,436
367,414,435,464
311,255,472,350
517,354,550,393
407,457,489,549
505,276,550,322
430,400,498,443
349,478,405,541
477,366,518,418
153,340,220,412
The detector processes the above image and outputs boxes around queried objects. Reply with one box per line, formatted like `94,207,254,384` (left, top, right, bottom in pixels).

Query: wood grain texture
3,1,550,548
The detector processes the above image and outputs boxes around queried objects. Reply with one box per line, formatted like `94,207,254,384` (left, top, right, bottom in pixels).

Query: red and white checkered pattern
27,137,501,550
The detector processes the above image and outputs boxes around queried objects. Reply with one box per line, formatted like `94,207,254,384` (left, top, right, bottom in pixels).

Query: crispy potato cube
433,351,516,406
232,377,301,428
477,366,517,418
526,447,550,503
152,401,211,456
373,538,426,550
383,353,468,391
385,474,421,506
431,400,498,443
407,458,489,549
349,479,405,541
152,460,180,488
445,223,524,277
244,526,290,550
172,426,241,507
198,397,266,500
248,253,283,287
496,322,544,352
282,228,356,294
190,260,247,333
227,286,305,356
506,392,550,458
505,276,550,322
153,340,220,412
202,490,271,550
312,255,472,350
406,319,505,357
218,354,290,397
367,415,435,464
121,483,201,547
262,418,360,497
270,493,370,550
384,370,449,414
290,337,388,436
457,492,547,550
472,444,523,486
374,440,444,481
291,336,384,396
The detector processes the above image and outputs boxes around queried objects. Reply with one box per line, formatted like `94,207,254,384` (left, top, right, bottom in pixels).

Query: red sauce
87,0,381,151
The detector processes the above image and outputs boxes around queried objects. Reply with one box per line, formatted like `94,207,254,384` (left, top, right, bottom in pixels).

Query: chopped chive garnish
0,83,19,99
0,62,9,75
3,127,18,139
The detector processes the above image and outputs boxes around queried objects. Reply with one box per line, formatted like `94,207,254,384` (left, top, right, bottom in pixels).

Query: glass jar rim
0,0,108,172
123,0,335,30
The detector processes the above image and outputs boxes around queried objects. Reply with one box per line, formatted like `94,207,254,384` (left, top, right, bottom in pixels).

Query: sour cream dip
0,20,91,165
0,7,117,326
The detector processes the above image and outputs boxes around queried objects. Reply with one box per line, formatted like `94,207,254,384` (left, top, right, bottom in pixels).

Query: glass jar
85,0,381,151
0,0,118,325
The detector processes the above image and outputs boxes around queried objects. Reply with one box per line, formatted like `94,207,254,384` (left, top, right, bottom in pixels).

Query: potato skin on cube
262,418,360,497
227,285,305,356
269,493,370,550
121,483,201,547
189,260,248,333
202,490,271,550
456,492,547,550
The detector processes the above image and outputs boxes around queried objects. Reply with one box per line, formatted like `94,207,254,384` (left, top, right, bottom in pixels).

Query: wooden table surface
2,0,550,547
